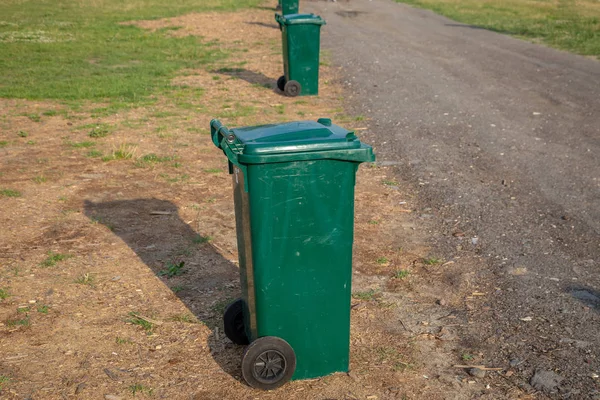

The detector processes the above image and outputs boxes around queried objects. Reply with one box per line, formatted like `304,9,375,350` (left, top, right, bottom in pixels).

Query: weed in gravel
203,168,222,174
86,150,103,158
116,336,133,344
159,261,186,278
32,175,47,184
0,376,10,389
368,220,380,225
102,143,136,161
0,141,7,147
394,270,410,279
0,189,21,197
128,312,154,333
376,257,389,265
17,130,27,137
382,179,398,186
0,288,10,300
17,306,30,313
86,123,113,138
5,316,30,328
171,286,184,293
461,352,474,361
22,113,40,122
130,383,153,396
352,289,377,301
69,141,95,148
74,273,95,286
37,305,49,314
170,314,199,323
423,256,442,265
40,251,72,267
135,153,175,167
192,234,213,244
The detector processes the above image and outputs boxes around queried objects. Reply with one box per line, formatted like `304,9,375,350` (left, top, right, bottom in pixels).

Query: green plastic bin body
280,0,299,15
276,14,325,96
211,119,374,380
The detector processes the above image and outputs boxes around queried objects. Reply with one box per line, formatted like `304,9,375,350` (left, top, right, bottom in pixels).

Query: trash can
275,13,325,97
279,0,299,15
211,118,374,390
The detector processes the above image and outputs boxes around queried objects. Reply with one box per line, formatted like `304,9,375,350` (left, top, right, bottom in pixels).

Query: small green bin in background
275,13,325,97
278,0,299,15
211,118,374,390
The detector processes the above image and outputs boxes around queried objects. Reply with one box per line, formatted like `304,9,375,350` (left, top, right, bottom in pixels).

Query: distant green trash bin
275,13,325,96
211,118,374,390
278,0,299,15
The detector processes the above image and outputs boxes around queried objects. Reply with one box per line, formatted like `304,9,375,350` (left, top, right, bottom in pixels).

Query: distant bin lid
228,119,373,164
275,13,326,26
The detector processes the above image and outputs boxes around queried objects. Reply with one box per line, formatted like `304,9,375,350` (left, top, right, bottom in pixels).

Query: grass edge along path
395,0,600,58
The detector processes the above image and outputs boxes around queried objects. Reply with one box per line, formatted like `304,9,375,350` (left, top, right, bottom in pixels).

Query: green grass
33,175,47,184
0,141,8,148
87,149,103,158
102,144,136,161
130,383,153,396
135,153,176,167
376,257,389,265
395,0,600,57
0,288,10,300
85,123,114,138
37,305,49,314
0,0,262,101
68,141,96,148
128,312,154,333
0,189,21,197
352,289,377,301
192,234,213,244
0,376,10,390
17,130,27,137
159,261,186,278
423,256,442,265
394,269,411,279
5,316,30,328
40,251,72,267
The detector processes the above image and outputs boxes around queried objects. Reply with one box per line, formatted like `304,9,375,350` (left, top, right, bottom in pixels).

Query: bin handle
210,119,249,192
274,13,285,25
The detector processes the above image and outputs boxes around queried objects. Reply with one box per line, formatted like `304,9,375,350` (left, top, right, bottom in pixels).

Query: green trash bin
211,118,374,390
275,13,325,97
279,0,299,15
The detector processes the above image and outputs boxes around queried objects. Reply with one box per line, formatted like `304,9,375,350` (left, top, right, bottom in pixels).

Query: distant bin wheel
284,80,301,97
241,336,296,390
223,298,249,345
277,75,286,92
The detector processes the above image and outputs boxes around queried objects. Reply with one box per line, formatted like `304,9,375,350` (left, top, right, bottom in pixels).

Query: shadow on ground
567,285,600,313
213,67,284,95
246,21,279,30
83,198,245,382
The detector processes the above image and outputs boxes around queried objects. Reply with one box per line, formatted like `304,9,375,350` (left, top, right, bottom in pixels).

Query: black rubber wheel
223,298,249,345
241,336,296,390
283,80,301,97
277,75,286,92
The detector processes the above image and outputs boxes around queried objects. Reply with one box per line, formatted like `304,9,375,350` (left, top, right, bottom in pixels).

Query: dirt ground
0,3,529,399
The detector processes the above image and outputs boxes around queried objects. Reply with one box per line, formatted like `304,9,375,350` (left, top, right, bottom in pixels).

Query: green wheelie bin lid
211,118,374,165
275,13,326,26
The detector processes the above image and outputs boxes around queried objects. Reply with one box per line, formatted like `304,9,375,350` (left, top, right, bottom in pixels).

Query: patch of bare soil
0,3,527,399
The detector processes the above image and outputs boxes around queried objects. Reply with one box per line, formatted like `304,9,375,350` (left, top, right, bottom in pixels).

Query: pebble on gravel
468,368,486,379
530,370,563,393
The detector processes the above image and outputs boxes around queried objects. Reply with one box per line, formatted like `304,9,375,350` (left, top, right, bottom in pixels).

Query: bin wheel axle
223,298,249,345
284,80,301,97
242,336,296,390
